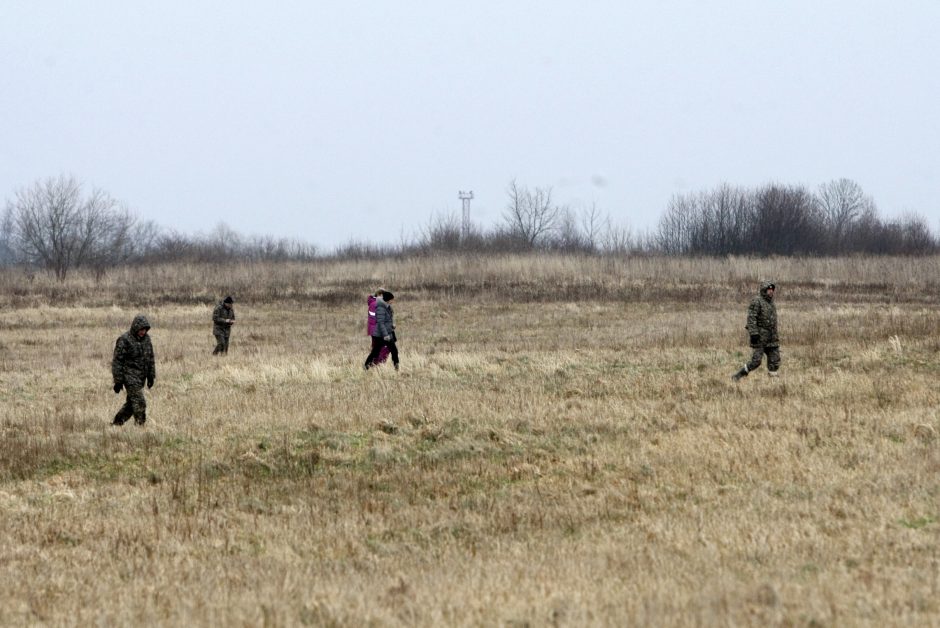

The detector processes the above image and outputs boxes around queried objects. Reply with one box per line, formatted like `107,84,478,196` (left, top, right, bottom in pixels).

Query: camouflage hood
759,281,776,301
130,314,151,335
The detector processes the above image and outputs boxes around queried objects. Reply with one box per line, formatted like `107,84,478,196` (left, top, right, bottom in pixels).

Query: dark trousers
114,385,147,425
213,329,230,355
746,345,781,373
365,336,399,369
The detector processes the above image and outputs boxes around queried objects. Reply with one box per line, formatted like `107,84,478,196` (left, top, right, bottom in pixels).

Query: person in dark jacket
111,314,156,425
366,288,390,365
364,290,399,371
212,296,236,355
732,281,780,381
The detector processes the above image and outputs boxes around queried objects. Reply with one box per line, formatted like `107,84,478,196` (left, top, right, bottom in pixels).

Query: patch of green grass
800,563,820,576
899,515,936,530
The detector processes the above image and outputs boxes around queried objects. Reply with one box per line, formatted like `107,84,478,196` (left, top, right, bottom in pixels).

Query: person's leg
733,345,765,381
375,344,389,364
113,395,133,425
213,331,225,355
364,337,383,369
766,346,781,375
386,340,399,370
745,345,765,373
127,385,147,425
222,331,230,354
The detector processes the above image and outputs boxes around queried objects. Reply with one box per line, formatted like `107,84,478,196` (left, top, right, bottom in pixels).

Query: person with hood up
111,314,156,426
732,281,780,381
366,288,390,365
212,295,236,355
364,290,399,371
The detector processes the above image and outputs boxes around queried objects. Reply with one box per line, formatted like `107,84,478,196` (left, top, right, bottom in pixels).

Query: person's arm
376,304,391,338
146,338,156,386
111,336,127,385
746,299,761,344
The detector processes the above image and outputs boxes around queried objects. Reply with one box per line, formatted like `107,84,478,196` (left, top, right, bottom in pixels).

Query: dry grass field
1,255,940,626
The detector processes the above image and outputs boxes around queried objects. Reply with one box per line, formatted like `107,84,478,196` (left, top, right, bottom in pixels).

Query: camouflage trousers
746,345,781,374
114,384,147,425
213,329,230,355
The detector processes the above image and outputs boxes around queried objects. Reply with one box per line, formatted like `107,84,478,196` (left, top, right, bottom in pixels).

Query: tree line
655,180,936,256
0,175,317,279
2,175,937,280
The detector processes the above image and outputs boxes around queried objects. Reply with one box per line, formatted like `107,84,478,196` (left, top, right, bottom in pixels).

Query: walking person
212,295,236,355
732,281,780,381
366,289,390,365
111,314,156,426
364,290,399,371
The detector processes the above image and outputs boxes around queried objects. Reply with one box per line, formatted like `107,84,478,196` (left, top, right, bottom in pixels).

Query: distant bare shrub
138,222,317,264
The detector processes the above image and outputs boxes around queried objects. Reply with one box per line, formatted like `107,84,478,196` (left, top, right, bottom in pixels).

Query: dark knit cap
383,291,394,301
223,295,234,304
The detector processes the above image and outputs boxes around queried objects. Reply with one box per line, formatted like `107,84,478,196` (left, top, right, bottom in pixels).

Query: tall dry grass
0,257,939,625
2,254,939,308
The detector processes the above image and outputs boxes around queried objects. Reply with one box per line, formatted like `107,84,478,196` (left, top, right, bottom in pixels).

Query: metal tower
458,190,474,240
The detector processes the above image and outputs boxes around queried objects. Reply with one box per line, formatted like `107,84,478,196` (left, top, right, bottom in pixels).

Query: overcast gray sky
2,1,939,249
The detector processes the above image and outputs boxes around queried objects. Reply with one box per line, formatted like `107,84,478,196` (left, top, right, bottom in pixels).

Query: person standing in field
364,290,399,371
212,295,236,355
732,281,780,381
111,314,156,426
366,288,390,366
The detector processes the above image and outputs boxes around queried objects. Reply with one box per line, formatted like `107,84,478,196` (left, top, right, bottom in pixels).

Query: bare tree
0,210,14,264
817,178,872,251
417,211,463,251
655,194,695,254
128,219,161,258
894,213,936,254
579,202,608,251
747,184,823,255
503,180,562,247
208,222,243,259
3,175,143,280
552,208,591,252
704,184,751,255
600,221,633,254
81,199,142,279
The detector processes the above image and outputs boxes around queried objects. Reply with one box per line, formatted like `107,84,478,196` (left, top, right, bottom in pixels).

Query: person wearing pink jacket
364,290,399,371
366,289,390,365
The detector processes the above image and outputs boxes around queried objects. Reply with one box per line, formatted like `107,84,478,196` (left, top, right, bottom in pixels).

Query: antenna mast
458,190,474,240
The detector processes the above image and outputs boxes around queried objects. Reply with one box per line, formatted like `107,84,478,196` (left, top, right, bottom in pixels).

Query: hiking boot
134,412,147,426
768,371,780,378
731,367,748,382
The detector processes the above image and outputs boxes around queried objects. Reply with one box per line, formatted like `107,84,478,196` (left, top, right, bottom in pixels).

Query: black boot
731,366,748,382
134,411,147,426
112,411,129,426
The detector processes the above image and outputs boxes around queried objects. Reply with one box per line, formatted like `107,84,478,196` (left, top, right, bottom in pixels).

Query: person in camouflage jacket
732,281,780,381
212,295,236,355
111,314,156,425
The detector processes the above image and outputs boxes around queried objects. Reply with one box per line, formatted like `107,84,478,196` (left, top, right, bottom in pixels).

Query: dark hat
223,295,234,304
383,291,394,301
